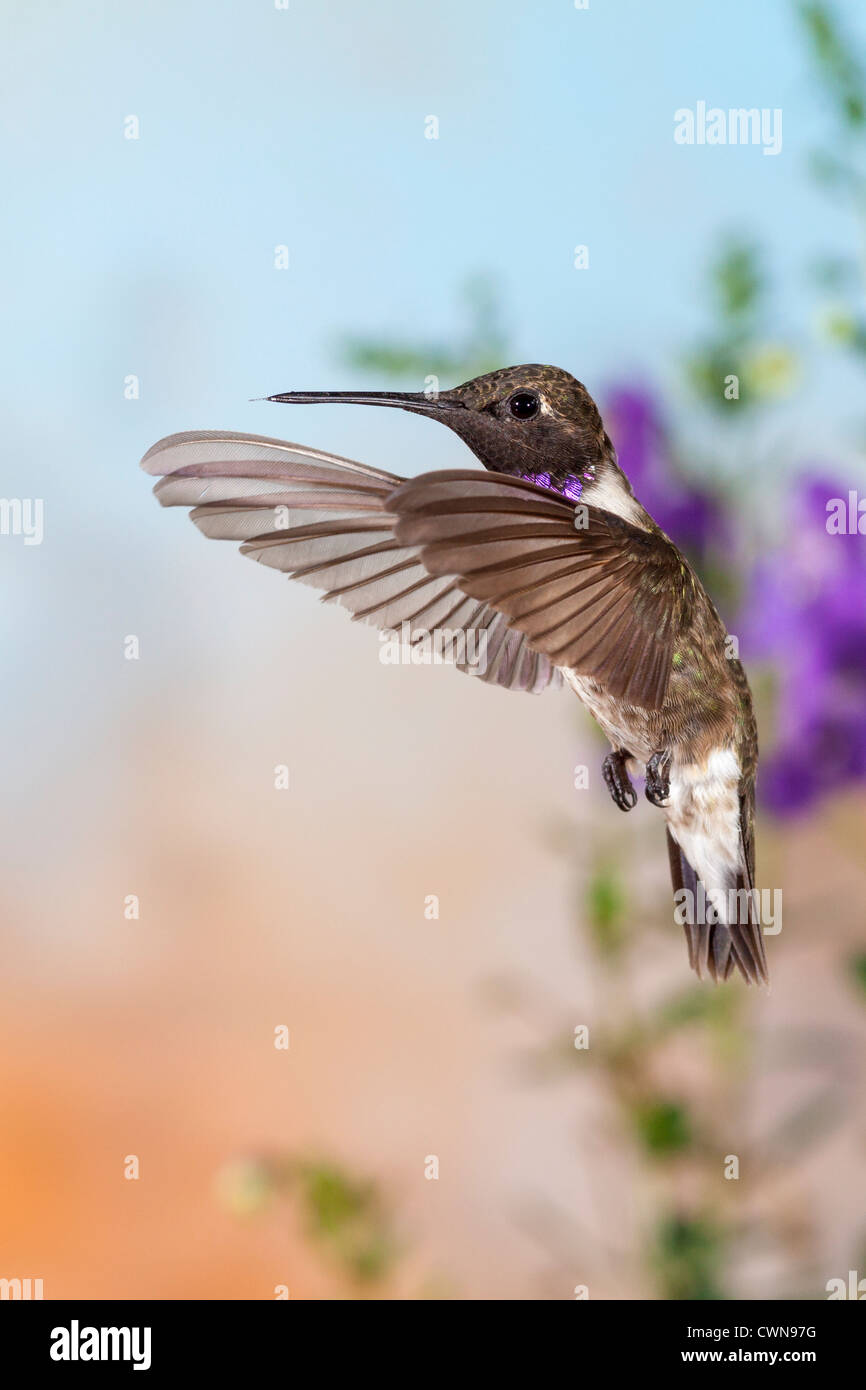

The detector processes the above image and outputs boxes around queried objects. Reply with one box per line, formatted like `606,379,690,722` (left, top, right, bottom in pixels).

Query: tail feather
666,827,767,986
733,791,769,985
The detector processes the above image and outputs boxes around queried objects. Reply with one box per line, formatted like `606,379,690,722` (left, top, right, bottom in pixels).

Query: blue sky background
5,0,866,472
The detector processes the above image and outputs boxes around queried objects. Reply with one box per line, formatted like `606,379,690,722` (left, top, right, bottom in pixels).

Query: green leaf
654,984,736,1032
299,1162,375,1235
633,1100,693,1155
584,861,628,958
714,242,763,322
652,1213,725,1300
848,950,866,999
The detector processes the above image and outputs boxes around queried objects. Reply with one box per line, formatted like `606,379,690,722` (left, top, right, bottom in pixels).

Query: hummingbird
142,365,767,986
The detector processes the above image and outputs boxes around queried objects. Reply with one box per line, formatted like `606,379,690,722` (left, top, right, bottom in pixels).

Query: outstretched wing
143,434,691,707
141,431,560,694
390,470,691,709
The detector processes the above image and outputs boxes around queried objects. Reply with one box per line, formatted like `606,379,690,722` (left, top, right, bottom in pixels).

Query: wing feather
144,440,690,705
143,433,563,694
390,472,691,710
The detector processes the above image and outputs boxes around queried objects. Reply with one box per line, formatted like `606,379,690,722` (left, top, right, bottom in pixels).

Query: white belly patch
666,747,743,892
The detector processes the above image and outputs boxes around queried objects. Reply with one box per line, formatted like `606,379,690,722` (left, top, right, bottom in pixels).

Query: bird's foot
645,750,672,807
602,749,637,812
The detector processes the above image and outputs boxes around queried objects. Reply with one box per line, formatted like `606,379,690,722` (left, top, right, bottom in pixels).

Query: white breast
666,747,743,893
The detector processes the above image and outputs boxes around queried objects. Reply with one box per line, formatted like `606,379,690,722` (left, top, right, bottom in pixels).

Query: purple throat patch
521,469,593,502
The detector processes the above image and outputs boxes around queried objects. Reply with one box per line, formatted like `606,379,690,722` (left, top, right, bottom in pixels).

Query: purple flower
741,474,866,816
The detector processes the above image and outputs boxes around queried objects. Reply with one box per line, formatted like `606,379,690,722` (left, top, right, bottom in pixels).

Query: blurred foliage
847,949,866,999
633,1100,693,1157
798,2,866,364
800,2,866,133
214,1157,274,1216
215,1154,401,1290
584,858,629,961
339,274,509,385
653,1214,725,1301
295,1160,397,1283
686,240,798,411
716,241,764,322
687,6,866,403
653,981,739,1036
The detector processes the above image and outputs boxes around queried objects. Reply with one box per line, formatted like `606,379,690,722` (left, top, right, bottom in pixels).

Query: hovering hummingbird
142,365,767,985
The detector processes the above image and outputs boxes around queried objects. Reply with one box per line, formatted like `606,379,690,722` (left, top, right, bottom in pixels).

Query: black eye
508,391,540,420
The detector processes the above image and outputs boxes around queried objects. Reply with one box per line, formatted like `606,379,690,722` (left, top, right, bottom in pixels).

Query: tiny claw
602,750,637,812
645,750,672,807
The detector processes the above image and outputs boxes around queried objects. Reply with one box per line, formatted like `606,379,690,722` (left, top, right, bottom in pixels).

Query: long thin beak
264,389,464,416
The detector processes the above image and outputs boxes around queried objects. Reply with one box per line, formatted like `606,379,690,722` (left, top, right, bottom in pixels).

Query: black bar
0,1297,858,1374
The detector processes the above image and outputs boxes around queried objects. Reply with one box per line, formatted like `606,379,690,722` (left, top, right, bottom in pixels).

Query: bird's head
267,364,620,500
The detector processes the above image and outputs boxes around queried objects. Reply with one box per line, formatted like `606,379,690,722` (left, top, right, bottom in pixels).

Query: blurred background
2,0,866,1300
